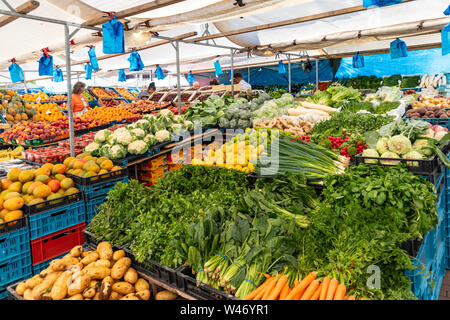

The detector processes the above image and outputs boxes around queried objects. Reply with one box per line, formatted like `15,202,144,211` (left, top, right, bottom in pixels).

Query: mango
100,160,114,171
1,178,13,191
64,187,79,195
8,182,22,193
18,170,34,183
35,175,50,184
54,174,67,182
60,178,74,190
3,197,24,211
22,181,34,194
52,164,67,175
4,210,23,225
4,192,21,201
33,185,52,199
7,168,22,182
63,157,76,168
27,181,43,195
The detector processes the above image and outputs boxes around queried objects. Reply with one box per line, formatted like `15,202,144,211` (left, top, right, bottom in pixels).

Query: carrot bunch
244,271,368,301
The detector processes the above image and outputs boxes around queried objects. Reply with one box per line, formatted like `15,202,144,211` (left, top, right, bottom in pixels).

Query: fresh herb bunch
312,111,395,136
336,101,400,114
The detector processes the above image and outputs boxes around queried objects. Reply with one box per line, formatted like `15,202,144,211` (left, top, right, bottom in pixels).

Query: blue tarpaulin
335,48,450,79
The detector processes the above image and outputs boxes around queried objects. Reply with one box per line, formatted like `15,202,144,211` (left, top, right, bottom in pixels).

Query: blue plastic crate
28,201,86,240
79,177,128,201
0,273,32,300
32,251,67,275
423,243,446,300
0,226,30,263
0,251,32,288
85,195,107,224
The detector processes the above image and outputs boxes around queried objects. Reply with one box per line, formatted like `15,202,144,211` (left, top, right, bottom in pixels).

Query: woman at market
209,78,219,85
71,81,90,116
136,82,156,100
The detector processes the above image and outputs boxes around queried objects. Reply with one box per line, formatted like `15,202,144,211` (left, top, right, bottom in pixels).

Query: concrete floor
439,271,450,300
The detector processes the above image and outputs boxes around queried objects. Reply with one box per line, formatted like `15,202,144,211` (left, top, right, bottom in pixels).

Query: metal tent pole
230,49,235,98
65,24,75,157
315,59,319,90
175,40,181,115
22,72,28,93
288,55,291,93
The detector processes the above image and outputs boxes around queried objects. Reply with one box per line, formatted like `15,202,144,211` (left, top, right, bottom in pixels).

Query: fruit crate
22,191,83,215
0,218,29,263
111,143,170,167
30,222,85,265
83,230,124,252
67,167,128,186
27,200,85,240
31,251,67,275
0,250,32,289
2,274,31,300
74,123,112,136
176,266,239,300
78,176,129,201
122,247,179,289
85,195,107,224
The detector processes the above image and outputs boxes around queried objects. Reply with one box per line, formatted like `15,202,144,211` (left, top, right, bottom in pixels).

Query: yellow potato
67,274,91,296
96,241,113,260
15,282,26,296
80,252,99,265
102,276,114,286
94,259,111,268
25,275,43,289
32,271,62,300
89,280,101,289
85,266,111,280
120,293,139,300
50,271,72,301
81,250,93,258
123,267,138,284
111,257,131,280
65,294,84,300
109,291,123,300
136,289,151,300
155,290,178,300
23,288,33,300
61,256,80,267
97,282,112,300
112,250,125,261
82,287,96,299
134,278,149,292
112,282,135,295
70,245,83,258
49,259,67,271
39,268,52,279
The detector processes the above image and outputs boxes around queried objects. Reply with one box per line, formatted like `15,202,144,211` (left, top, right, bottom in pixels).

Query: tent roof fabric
0,0,449,85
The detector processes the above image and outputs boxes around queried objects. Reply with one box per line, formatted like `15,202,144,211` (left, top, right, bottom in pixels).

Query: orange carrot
285,272,317,300
263,273,271,279
347,296,356,300
310,283,323,300
261,277,278,300
244,278,271,300
266,275,288,300
325,278,339,300
319,277,331,300
300,279,320,300
360,297,368,300
334,284,346,300
280,284,292,300
254,277,275,300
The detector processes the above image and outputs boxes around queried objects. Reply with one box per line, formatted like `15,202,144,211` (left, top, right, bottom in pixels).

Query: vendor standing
233,72,252,92
71,82,90,116
136,82,156,100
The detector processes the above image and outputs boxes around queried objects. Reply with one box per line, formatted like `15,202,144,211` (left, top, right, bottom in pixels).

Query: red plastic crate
30,222,86,265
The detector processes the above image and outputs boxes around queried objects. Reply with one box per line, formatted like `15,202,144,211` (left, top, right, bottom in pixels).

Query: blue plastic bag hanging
150,70,153,81
390,38,408,59
155,65,165,80
214,61,223,76
363,0,401,8
8,62,24,83
352,52,365,68
118,69,127,82
187,71,195,84
53,67,64,82
444,5,450,15
88,47,99,71
128,50,145,72
442,23,450,56
85,63,93,80
38,52,53,76
278,61,286,74
102,15,125,54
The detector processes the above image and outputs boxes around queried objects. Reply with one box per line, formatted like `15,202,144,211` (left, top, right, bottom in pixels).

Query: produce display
0,146,24,162
1,95,38,124
406,106,450,119
0,163,78,225
90,87,111,99
82,90,95,102
13,242,157,300
411,97,450,109
365,86,415,105
24,146,70,164
101,99,119,108
400,75,421,88
382,74,402,87
254,117,313,137
64,153,122,178
337,101,401,115
22,91,50,103
105,89,120,99
419,73,447,88
306,85,362,107
335,76,382,90
167,104,189,115
118,100,163,114
57,132,95,154
82,106,137,124
51,94,67,102
115,88,135,100
149,92,165,102
34,102,64,121
252,93,295,121
184,94,229,127
286,101,334,123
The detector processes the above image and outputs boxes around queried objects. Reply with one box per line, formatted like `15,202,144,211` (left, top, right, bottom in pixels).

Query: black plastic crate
111,142,171,167
0,216,28,237
22,191,83,215
401,238,423,257
122,247,179,289
74,123,112,136
66,167,128,186
82,230,124,252
177,266,239,300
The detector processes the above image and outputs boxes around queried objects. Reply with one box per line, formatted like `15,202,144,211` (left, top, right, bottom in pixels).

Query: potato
38,293,52,300
111,257,131,280
49,259,67,271
102,276,114,286
15,282,27,296
65,294,84,300
89,280,101,289
81,250,93,258
112,282,135,295
93,292,101,300
109,291,122,300
23,288,34,300
32,271,62,300
97,241,113,260
120,293,139,300
85,266,111,280
97,283,112,300
136,289,151,300
26,275,43,289
124,268,138,284
67,274,91,296
70,245,83,258
50,271,73,301
155,290,178,301
112,250,125,261
81,252,99,265
39,268,52,278
94,259,111,268
61,256,80,267
68,263,83,273
82,287,96,299
134,278,149,292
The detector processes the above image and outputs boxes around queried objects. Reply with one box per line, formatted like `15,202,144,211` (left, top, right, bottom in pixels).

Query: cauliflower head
155,130,171,143
128,140,149,155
